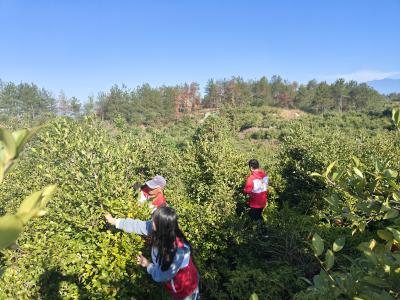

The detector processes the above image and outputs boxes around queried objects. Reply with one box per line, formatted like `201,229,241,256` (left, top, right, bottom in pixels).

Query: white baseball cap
145,175,166,189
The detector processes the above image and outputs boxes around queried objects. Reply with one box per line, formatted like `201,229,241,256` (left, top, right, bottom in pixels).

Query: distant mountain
366,78,400,94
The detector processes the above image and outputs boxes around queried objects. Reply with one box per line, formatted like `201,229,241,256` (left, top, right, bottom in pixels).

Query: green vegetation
0,77,399,299
0,75,393,128
0,127,56,251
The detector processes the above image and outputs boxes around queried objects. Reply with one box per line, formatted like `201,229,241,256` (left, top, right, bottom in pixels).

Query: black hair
151,206,191,271
248,159,259,169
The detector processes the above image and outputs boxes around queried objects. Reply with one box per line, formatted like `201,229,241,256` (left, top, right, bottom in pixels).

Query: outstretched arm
105,213,152,235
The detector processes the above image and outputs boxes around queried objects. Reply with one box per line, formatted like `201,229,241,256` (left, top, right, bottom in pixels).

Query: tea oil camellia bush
1,106,399,299
0,126,56,274
0,118,155,299
0,116,279,299
296,109,400,299
278,112,400,214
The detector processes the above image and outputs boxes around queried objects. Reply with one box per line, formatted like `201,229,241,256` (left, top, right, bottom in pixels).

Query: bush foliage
0,105,399,299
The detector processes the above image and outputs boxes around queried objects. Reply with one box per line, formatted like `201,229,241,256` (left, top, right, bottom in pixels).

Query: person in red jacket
243,159,269,222
134,175,167,210
105,206,200,300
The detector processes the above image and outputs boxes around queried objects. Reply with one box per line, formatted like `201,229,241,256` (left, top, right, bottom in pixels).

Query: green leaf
379,290,397,300
392,108,400,128
323,161,336,177
331,172,339,180
388,180,400,189
353,167,364,179
0,128,16,161
299,277,312,285
312,274,323,289
312,233,324,256
387,227,400,242
42,184,57,197
393,192,400,201
383,209,399,220
375,161,384,172
16,191,43,224
310,172,321,177
333,237,346,252
0,215,24,250
363,275,390,288
380,201,391,212
12,128,36,156
383,169,398,179
0,163,3,183
352,156,361,167
325,249,334,270
40,184,57,209
325,194,339,207
377,229,393,241
16,185,56,223
249,293,259,300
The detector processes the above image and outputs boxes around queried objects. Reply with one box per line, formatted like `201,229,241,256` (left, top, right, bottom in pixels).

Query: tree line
0,76,393,125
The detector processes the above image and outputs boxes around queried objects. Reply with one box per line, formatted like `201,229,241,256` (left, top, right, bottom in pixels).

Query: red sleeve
243,176,254,194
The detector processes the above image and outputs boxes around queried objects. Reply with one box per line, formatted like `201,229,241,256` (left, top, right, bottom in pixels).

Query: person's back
244,159,269,221
105,206,200,300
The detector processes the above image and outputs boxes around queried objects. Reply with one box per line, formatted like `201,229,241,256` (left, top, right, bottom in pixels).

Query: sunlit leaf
323,161,336,177
369,239,377,250
377,229,393,241
352,156,361,167
383,169,397,179
0,128,16,161
312,233,324,256
353,167,364,179
387,227,400,243
12,129,32,155
249,293,259,300
16,191,43,224
310,172,321,177
0,215,23,250
333,237,345,252
383,209,399,220
325,249,334,270
393,192,400,201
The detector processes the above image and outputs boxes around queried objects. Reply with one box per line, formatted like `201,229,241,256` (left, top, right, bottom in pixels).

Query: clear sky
0,0,399,101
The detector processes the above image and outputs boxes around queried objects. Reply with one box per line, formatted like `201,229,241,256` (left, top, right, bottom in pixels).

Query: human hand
137,253,150,267
105,213,116,225
132,181,141,190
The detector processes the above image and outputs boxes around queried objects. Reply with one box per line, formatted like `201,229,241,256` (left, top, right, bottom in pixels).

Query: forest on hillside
1,76,399,127
0,76,400,299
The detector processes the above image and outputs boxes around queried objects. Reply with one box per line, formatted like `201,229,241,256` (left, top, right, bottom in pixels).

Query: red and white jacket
243,169,269,208
139,186,167,208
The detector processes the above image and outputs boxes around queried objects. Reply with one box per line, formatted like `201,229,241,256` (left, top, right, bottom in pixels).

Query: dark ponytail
151,206,191,271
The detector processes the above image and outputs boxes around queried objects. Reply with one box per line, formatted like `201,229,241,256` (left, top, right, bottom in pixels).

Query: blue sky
0,0,399,101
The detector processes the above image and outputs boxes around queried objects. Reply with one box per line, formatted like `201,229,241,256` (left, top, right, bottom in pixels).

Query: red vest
164,238,199,299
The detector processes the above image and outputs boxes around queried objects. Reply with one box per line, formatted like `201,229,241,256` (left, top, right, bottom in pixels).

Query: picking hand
137,253,150,267
132,181,141,190
104,213,116,225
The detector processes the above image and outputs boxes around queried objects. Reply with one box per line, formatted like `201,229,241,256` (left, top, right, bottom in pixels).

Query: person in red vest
105,206,200,300
243,159,269,222
134,175,167,210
